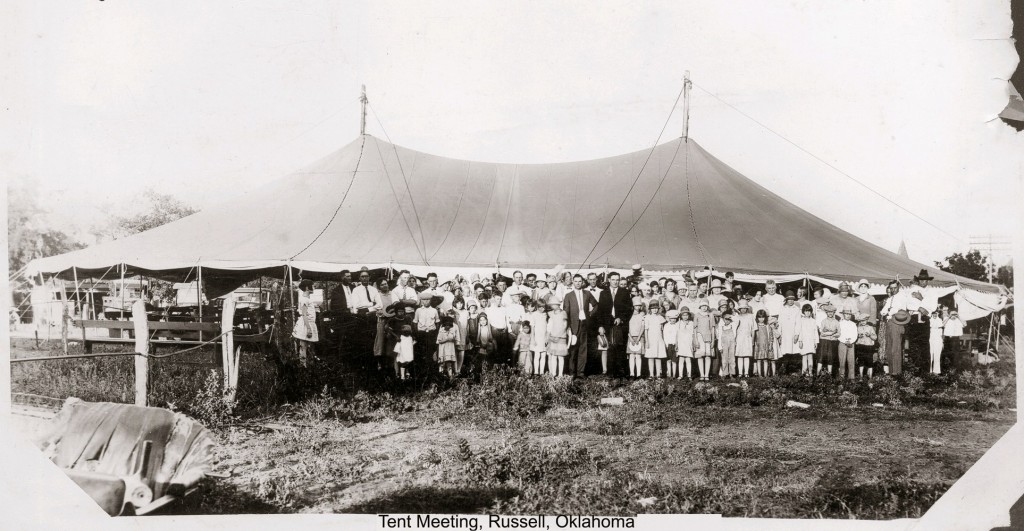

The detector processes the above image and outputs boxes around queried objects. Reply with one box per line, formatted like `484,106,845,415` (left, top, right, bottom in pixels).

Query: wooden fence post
132,299,149,407
221,297,238,405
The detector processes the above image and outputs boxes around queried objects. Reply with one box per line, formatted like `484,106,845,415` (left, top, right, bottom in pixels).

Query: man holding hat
563,273,599,377
598,271,633,376
903,269,956,373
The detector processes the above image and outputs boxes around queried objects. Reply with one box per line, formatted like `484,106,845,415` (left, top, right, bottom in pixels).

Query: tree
8,177,86,275
934,250,989,283
105,189,198,239
996,263,1014,288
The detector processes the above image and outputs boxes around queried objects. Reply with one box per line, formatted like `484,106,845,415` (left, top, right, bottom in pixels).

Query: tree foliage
996,264,1013,288
8,178,86,275
107,189,198,239
934,250,989,283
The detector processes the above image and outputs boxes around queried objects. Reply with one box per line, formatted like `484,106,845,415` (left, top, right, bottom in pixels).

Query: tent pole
198,265,203,343
119,264,126,321
360,85,368,136
682,71,692,141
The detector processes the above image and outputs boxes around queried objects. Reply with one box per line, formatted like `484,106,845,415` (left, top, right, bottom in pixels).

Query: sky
2,0,1021,268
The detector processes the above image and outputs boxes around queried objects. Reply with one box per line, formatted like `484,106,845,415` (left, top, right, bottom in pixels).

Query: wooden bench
74,319,271,355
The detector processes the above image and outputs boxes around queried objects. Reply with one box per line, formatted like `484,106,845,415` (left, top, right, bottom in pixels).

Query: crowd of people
289,266,970,382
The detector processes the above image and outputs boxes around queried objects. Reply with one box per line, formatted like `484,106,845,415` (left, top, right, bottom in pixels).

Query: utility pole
968,234,1011,284
682,71,692,141
360,84,368,136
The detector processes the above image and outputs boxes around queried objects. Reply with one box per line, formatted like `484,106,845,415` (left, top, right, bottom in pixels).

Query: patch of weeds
805,466,950,519
456,437,601,487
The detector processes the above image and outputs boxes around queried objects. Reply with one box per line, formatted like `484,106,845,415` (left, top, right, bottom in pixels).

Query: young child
676,307,696,379
626,297,646,378
855,313,878,378
436,316,460,377
546,299,569,377
753,309,775,377
942,309,966,371
693,299,716,381
514,320,533,373
533,278,552,302
794,303,819,376
837,310,858,380
597,326,611,375
733,300,755,377
392,324,416,380
472,313,498,376
453,297,469,375
929,309,944,374
717,310,737,378
663,310,680,379
528,300,549,375
817,304,840,376
644,301,667,378
414,294,440,364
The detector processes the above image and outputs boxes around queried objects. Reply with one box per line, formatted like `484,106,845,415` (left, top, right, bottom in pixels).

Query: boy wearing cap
837,309,858,379
716,310,737,378
664,309,681,378
414,294,441,371
855,313,878,378
817,304,840,376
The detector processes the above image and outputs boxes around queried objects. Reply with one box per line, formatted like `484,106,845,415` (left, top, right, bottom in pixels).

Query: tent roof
27,134,999,292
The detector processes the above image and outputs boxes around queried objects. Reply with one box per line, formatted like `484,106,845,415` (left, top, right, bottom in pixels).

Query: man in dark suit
598,271,633,376
563,273,599,377
327,270,354,356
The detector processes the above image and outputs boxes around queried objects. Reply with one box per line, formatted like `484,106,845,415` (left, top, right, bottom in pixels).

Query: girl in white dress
676,307,696,379
626,297,646,378
528,300,549,375
644,301,667,378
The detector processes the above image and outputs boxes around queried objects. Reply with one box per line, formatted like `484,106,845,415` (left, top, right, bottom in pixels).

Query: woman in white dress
291,279,319,367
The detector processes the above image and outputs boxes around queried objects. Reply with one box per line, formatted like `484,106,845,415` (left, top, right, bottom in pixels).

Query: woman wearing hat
374,279,398,369
777,291,802,369
854,279,878,326
292,279,319,368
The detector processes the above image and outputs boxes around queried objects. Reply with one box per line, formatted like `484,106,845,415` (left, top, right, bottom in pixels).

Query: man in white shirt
391,270,420,305
761,280,785,320
344,269,382,364
482,294,510,361
904,269,955,372
502,270,532,307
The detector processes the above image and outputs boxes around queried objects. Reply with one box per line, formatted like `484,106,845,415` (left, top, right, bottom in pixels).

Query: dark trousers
906,318,930,373
943,336,961,372
609,323,627,376
569,321,590,377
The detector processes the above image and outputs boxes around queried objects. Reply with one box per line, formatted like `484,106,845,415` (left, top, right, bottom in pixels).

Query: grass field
9,336,1017,519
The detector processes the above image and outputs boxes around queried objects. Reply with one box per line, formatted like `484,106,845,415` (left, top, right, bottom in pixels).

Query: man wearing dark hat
904,269,947,372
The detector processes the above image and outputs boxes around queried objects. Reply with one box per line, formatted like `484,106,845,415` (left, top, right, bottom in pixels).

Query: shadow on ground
343,485,519,514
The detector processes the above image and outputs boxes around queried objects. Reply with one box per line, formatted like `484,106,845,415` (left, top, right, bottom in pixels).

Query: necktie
364,285,370,305
610,288,616,318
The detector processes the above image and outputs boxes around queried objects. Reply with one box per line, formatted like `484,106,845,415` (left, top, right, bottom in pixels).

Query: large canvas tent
26,134,1004,300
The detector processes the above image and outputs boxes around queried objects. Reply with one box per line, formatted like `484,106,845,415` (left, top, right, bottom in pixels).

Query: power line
692,83,965,244
367,103,429,257
575,82,687,271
